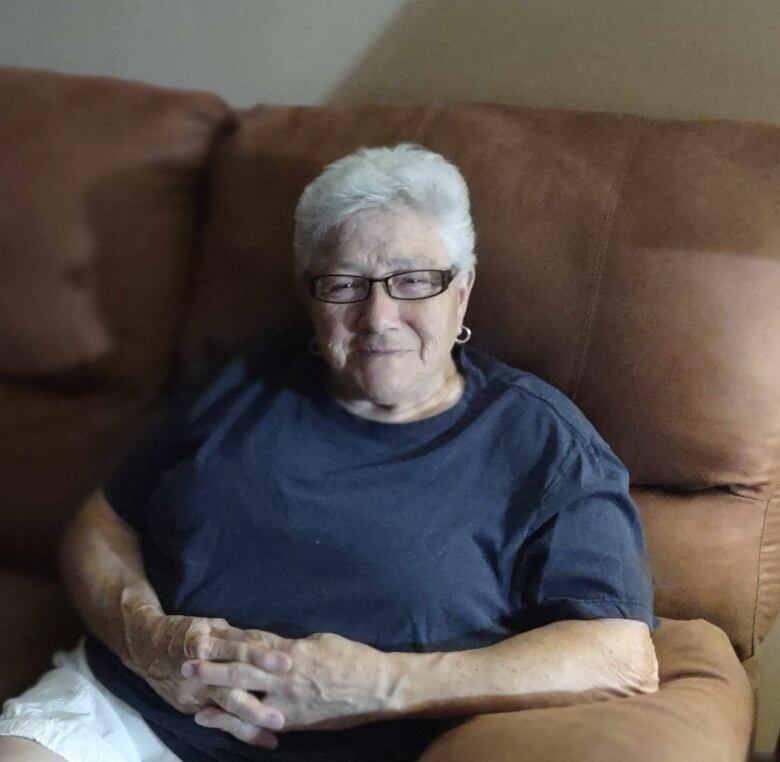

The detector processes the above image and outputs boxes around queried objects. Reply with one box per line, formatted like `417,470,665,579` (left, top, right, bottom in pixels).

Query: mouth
355,348,409,356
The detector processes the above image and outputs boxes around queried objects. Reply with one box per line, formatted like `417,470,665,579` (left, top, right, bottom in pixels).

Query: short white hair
293,143,476,272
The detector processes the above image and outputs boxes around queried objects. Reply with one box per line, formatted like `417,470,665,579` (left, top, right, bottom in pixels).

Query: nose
356,280,401,332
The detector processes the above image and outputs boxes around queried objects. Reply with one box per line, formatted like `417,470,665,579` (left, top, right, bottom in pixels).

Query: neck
329,357,465,423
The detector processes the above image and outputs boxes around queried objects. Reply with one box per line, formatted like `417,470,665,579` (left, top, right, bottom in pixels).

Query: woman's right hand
122,607,293,749
60,493,287,747
123,606,233,714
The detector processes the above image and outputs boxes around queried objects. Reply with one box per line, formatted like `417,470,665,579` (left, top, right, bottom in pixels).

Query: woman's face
302,207,475,407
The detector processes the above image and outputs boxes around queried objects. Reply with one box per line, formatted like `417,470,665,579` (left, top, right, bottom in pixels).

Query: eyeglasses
309,269,456,304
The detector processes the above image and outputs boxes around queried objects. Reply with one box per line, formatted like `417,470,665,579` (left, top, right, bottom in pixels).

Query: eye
323,277,362,293
399,275,426,284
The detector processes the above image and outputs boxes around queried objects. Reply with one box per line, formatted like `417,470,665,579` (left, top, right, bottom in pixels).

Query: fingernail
265,713,285,730
265,653,291,673
181,662,194,677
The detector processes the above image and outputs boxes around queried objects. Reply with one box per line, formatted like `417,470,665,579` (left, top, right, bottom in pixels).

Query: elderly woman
0,144,658,762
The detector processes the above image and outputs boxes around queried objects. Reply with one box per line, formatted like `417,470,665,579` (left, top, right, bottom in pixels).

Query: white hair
293,143,476,272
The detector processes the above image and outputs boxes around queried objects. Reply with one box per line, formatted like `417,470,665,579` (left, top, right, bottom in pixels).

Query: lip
355,348,409,355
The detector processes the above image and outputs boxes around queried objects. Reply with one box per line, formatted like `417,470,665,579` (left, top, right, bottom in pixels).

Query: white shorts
0,637,182,762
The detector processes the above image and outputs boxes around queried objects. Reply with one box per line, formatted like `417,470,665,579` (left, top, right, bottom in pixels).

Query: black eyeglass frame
308,268,457,303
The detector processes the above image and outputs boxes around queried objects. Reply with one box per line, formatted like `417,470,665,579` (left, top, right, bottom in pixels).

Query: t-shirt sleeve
511,439,659,632
101,353,251,533
101,406,179,533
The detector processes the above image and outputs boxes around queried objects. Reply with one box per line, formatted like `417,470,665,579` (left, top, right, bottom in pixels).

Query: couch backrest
2,67,778,661
182,103,780,660
0,66,232,571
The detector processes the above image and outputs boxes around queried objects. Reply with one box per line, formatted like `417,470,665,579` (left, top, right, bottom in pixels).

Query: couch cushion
0,567,82,704
0,65,231,383
417,618,753,762
634,486,778,661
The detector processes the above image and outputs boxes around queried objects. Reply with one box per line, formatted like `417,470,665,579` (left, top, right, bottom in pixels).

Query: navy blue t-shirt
85,342,657,762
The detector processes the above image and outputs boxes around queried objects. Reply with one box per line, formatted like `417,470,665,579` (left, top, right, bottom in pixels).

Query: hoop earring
454,325,472,344
308,337,322,356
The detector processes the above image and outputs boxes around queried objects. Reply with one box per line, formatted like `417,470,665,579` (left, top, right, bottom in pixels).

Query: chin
352,371,416,403
358,380,408,404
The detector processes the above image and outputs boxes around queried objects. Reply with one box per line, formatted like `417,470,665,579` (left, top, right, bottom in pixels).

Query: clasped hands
126,612,399,750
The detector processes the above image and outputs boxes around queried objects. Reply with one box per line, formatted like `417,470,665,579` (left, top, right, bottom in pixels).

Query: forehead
312,207,450,273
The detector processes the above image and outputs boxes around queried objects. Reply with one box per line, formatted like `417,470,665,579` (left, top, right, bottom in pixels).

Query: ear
294,270,313,316
455,269,476,323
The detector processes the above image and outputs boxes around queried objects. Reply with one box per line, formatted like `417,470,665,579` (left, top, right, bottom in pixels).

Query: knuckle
185,632,211,659
247,644,270,665
256,649,288,673
235,642,251,662
263,712,284,730
248,629,272,646
225,689,245,714
233,722,257,742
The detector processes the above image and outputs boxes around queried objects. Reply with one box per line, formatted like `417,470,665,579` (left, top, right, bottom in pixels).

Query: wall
2,0,779,752
3,0,780,124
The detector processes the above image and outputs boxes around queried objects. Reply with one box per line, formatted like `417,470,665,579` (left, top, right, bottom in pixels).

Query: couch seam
750,496,774,660
164,110,239,395
569,123,648,402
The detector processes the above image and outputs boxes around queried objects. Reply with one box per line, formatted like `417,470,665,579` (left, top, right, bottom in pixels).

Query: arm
59,487,164,674
59,489,291,748
383,617,659,719
184,617,658,733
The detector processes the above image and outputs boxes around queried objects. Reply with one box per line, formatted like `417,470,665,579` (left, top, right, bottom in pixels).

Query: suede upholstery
184,103,780,662
0,67,233,572
0,66,777,760
418,618,753,762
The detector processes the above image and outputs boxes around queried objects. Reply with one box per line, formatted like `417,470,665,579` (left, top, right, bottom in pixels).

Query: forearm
59,488,163,672
383,618,658,719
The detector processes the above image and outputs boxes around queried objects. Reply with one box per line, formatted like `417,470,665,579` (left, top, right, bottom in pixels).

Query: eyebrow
317,255,437,273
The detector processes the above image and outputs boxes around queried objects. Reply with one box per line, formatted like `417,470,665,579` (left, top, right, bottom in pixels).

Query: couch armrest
417,618,753,762
0,567,83,703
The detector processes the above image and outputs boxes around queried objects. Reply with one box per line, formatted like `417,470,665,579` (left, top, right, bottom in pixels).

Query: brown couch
1,64,778,761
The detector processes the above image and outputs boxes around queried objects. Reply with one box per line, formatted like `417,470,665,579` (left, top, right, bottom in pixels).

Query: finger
202,639,292,673
212,626,290,653
195,708,279,749
180,620,236,660
244,629,291,650
182,631,214,660
205,686,285,731
209,623,250,641
183,660,277,692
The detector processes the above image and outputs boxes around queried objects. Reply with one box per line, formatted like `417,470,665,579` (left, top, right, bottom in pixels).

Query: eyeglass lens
314,270,448,302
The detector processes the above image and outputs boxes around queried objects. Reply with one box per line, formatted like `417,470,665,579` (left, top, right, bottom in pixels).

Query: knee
0,735,67,762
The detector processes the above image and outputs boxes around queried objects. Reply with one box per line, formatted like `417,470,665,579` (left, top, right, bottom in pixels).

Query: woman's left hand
182,628,399,735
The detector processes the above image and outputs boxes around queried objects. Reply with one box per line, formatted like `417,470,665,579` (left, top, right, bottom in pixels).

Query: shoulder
460,345,615,455
165,338,309,430
460,346,632,505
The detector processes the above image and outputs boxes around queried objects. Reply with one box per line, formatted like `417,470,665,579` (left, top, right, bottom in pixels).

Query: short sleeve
101,352,251,533
101,406,180,533
511,440,659,632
